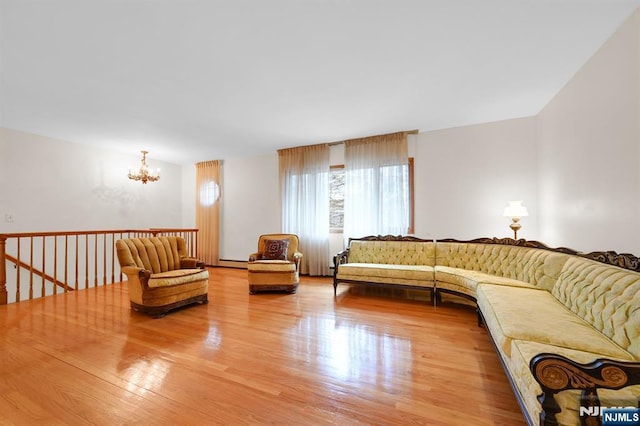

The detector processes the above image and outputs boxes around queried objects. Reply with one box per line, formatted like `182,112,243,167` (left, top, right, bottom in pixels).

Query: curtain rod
327,129,419,146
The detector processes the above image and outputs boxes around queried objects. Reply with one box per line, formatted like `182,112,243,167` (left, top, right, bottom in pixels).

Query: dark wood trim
434,287,476,304
333,278,434,303
436,237,579,256
130,294,208,318
347,234,432,244
249,283,298,294
530,353,640,426
579,251,640,272
438,237,640,272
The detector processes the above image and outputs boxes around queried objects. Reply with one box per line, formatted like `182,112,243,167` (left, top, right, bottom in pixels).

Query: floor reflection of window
289,316,412,389
205,325,222,349
125,358,170,395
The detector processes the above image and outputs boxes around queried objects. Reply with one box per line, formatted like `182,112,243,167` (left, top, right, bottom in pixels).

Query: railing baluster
95,234,99,287
29,237,34,300
64,235,68,290
41,236,46,297
16,238,21,302
110,234,115,282
54,236,59,293
75,235,79,289
0,236,7,305
85,234,89,288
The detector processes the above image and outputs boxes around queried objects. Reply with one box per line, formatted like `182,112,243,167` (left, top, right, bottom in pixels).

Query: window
329,165,345,230
330,158,414,233
199,180,220,207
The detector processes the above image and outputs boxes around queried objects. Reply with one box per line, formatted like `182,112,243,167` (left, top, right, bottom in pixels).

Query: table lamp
503,201,528,239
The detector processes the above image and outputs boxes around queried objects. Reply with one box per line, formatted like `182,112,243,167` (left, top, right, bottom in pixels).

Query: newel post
0,236,7,305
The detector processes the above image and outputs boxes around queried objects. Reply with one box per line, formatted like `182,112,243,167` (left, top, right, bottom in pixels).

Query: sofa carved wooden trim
531,354,640,426
116,236,209,317
333,235,640,425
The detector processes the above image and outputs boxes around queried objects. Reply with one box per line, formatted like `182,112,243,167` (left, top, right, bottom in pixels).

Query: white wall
182,164,196,228
0,127,183,232
414,118,538,241
537,8,640,254
219,153,280,261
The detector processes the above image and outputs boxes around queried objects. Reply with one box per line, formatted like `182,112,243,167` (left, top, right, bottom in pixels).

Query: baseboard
217,259,248,269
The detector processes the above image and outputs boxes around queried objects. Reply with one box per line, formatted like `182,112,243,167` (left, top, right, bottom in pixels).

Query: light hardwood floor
0,267,526,425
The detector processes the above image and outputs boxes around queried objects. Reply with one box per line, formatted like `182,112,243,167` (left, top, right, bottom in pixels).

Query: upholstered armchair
116,236,209,317
247,234,303,294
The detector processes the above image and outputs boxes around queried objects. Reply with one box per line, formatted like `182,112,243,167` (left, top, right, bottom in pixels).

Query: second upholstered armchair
247,234,303,294
116,236,209,317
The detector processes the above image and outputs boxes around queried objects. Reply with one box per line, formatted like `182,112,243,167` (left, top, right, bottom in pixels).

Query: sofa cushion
477,284,632,360
337,263,434,287
248,260,297,272
553,256,640,359
148,268,209,288
509,339,638,426
435,265,536,295
261,239,289,260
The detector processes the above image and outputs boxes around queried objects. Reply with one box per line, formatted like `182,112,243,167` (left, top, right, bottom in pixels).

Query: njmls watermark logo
579,406,640,426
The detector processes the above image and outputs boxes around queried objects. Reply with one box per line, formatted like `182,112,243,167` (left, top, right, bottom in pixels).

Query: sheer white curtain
343,132,409,239
278,144,330,276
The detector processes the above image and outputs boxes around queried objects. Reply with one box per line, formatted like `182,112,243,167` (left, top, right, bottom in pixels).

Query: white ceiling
1,0,639,165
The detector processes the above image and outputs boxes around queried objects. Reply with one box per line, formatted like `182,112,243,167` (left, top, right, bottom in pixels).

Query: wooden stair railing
0,228,198,305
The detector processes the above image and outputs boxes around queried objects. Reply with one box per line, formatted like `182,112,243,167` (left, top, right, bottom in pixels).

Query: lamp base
509,219,522,239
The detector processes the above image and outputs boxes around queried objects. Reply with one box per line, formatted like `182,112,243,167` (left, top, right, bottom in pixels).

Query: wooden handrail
0,228,199,305
5,253,73,292
0,228,198,239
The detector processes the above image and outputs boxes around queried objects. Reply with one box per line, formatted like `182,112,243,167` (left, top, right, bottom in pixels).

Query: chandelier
128,150,160,184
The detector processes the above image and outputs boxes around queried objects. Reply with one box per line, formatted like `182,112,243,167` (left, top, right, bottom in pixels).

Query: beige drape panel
195,160,222,266
278,144,330,276
343,131,409,239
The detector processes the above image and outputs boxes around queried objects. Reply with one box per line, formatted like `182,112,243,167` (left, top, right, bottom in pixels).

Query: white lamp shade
503,201,528,218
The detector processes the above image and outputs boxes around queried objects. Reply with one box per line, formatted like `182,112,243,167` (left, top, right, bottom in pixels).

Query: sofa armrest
249,252,260,262
180,257,205,269
530,353,640,426
122,266,149,279
122,266,145,278
333,249,350,277
120,267,151,298
293,251,303,270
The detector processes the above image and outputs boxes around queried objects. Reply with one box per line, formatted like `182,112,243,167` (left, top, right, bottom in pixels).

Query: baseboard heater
217,259,248,269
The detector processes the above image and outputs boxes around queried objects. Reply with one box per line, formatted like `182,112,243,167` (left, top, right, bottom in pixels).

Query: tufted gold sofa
116,236,209,317
333,235,435,298
334,236,640,425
